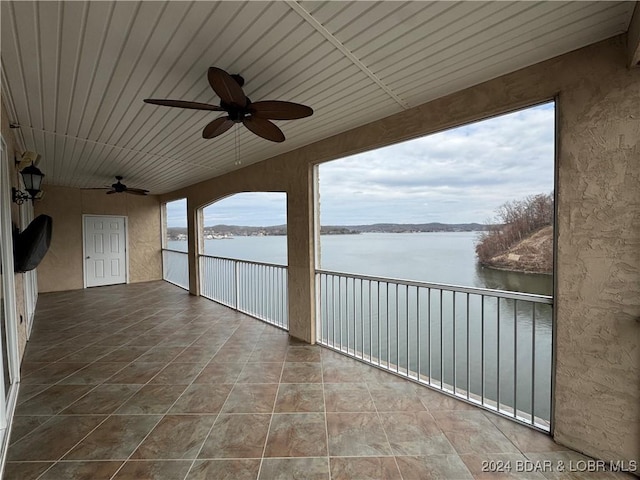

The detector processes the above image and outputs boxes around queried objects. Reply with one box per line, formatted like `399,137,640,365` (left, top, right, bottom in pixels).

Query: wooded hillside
476,193,553,274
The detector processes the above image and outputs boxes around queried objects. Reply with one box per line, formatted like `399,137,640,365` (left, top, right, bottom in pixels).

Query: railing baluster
368,280,372,362
497,297,501,411
396,284,400,373
325,274,329,343
481,295,485,405
406,285,410,376
376,282,382,365
416,287,421,381
453,291,456,395
360,279,364,360
531,303,536,426
513,299,518,419
386,282,390,368
466,293,470,400
440,289,444,389
428,287,431,386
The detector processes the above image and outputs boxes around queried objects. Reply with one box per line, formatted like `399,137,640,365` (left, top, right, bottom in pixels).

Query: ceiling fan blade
82,187,111,190
207,67,247,107
202,117,234,139
143,99,223,111
106,190,117,195
125,189,148,196
250,101,313,120
242,117,285,143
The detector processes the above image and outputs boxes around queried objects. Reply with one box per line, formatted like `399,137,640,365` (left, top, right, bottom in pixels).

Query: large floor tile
8,415,106,461
15,384,94,415
116,384,188,414
274,383,324,413
61,384,141,414
367,382,426,412
103,361,165,384
111,460,193,480
395,454,474,480
286,346,322,363
170,383,233,413
221,384,278,413
194,362,245,384
324,383,376,412
148,362,205,385
132,414,216,459
199,413,271,459
38,461,123,480
380,411,457,456
63,415,161,460
460,452,547,479
21,362,88,385
259,457,329,480
187,459,261,480
58,362,129,385
264,413,328,457
237,362,284,383
326,412,392,457
3,462,53,480
330,457,402,480
8,415,52,445
485,413,567,453
281,362,323,383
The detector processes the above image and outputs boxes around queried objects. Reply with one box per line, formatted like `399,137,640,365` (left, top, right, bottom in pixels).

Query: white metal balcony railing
162,249,189,290
163,249,554,431
199,254,288,330
316,269,554,432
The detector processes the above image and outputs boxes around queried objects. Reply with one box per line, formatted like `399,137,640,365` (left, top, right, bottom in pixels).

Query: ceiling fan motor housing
112,176,127,192
221,98,252,123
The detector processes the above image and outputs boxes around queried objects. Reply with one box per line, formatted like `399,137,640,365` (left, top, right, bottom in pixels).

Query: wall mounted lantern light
12,153,45,204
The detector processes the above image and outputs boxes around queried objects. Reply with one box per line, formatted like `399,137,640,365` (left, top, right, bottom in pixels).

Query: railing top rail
316,268,553,304
199,253,287,270
162,248,188,254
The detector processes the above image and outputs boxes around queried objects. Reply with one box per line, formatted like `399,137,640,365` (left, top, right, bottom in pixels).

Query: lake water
172,232,551,294
167,232,553,426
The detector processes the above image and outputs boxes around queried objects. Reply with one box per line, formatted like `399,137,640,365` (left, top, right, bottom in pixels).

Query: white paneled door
83,216,127,288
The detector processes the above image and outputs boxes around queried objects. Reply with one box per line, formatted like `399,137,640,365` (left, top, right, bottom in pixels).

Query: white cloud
166,102,555,227
319,102,555,224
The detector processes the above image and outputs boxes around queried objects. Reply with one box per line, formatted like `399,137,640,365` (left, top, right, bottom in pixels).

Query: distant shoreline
167,223,490,240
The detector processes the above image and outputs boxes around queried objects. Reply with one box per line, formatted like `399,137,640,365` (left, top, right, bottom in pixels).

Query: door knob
86,256,90,259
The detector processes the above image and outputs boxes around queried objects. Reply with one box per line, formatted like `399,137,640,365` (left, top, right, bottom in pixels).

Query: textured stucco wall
34,185,162,292
553,46,640,464
161,36,639,464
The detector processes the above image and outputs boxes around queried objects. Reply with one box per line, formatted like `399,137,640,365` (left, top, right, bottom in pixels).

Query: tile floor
3,281,634,479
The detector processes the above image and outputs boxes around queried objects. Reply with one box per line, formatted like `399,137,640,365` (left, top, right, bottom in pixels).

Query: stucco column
186,199,201,296
286,164,316,344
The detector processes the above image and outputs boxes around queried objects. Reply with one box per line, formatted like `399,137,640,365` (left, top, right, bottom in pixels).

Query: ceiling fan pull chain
235,124,240,165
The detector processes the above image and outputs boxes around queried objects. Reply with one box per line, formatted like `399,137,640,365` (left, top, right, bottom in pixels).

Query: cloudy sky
166,102,555,228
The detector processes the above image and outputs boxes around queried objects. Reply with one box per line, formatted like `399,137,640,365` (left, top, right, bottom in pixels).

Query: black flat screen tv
13,214,52,272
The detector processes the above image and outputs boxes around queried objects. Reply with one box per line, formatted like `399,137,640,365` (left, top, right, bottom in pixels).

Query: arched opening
162,198,188,289
315,102,555,430
199,192,288,329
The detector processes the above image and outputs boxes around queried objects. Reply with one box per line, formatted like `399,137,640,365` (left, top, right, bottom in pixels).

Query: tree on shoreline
476,193,554,266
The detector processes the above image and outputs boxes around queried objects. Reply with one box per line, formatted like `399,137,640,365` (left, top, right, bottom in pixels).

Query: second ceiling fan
144,67,313,143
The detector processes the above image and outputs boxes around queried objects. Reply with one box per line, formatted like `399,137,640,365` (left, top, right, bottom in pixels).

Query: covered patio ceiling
1,1,636,194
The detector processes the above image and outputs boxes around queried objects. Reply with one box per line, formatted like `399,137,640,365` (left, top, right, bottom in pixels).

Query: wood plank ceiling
1,1,635,194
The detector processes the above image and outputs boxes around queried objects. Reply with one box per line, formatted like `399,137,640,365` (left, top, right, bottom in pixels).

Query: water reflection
474,264,552,296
